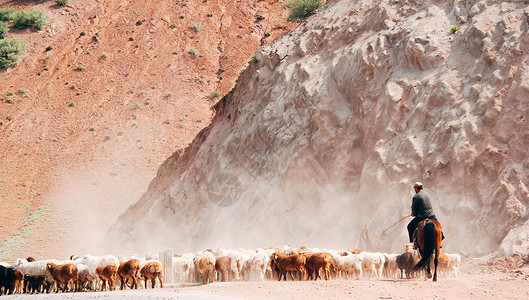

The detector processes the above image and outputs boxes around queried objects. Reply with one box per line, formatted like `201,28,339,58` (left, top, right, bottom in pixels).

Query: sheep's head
14,258,24,266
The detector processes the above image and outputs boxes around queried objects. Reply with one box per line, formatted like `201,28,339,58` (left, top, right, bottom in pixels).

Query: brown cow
270,252,306,281
95,265,118,291
118,259,140,290
305,253,333,281
46,263,78,292
215,257,231,282
140,261,163,288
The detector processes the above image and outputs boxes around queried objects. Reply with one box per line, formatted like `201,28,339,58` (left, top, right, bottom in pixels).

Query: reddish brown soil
0,0,296,260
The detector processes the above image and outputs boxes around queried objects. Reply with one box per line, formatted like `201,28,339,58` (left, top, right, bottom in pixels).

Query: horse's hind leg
433,250,439,282
426,263,432,280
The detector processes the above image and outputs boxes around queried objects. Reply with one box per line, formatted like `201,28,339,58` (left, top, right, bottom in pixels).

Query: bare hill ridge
0,0,295,260
106,0,529,257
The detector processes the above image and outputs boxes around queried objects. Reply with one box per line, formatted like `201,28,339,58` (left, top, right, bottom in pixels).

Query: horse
413,219,443,281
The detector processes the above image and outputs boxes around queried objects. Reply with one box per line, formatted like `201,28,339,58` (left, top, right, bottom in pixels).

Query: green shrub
170,23,177,29
0,38,27,69
450,25,459,33
0,21,8,39
55,0,70,6
208,90,220,99
14,9,48,30
0,7,14,22
281,0,322,22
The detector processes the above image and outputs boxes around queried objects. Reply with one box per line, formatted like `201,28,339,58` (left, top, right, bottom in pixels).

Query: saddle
413,219,445,249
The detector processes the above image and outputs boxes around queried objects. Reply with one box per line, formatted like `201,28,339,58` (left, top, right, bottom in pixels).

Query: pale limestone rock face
105,0,529,257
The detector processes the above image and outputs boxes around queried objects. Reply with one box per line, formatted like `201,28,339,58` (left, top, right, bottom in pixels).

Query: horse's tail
414,222,435,271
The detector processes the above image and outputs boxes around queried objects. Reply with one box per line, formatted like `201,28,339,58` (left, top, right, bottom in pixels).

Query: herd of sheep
0,245,462,295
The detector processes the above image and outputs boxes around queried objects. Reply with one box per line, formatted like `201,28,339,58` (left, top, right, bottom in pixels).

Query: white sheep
172,253,195,282
448,253,461,277
76,263,97,291
76,254,120,275
12,258,65,291
383,253,400,279
331,251,362,279
359,252,385,279
12,258,60,277
75,254,119,290
248,249,271,281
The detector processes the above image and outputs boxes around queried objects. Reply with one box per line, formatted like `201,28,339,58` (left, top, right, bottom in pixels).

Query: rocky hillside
105,0,529,257
0,0,295,260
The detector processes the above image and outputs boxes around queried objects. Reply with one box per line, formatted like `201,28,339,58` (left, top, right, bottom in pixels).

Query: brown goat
140,261,163,288
13,269,23,294
215,256,231,282
118,259,140,290
46,263,78,292
305,253,333,281
396,252,416,279
270,252,306,281
196,252,216,284
95,265,118,291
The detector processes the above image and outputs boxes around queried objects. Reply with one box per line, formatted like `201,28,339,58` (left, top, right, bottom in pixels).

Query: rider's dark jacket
411,189,434,218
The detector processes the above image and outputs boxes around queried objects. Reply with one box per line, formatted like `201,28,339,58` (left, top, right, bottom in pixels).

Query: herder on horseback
407,182,441,249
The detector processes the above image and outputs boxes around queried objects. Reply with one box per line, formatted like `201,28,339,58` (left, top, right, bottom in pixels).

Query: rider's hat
413,182,423,189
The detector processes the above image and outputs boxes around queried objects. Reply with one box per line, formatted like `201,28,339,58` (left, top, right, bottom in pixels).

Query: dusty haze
104,0,529,258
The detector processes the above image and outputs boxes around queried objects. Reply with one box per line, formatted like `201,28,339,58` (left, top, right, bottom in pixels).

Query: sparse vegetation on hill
189,21,202,32
0,0,296,260
13,8,48,30
55,0,70,6
0,21,8,39
0,37,27,69
0,7,14,22
282,0,322,22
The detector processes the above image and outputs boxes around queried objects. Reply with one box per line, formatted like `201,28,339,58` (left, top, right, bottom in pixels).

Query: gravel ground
2,268,529,300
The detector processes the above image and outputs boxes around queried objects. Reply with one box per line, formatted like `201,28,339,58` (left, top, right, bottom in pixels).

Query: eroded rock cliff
105,0,529,257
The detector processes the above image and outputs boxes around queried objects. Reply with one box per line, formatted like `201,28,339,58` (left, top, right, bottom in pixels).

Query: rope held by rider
379,214,412,238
